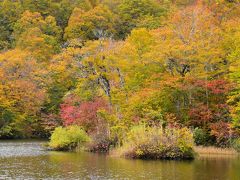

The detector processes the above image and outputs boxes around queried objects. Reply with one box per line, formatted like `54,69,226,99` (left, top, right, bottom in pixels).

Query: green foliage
119,125,194,159
232,138,240,152
193,128,210,146
49,126,90,151
22,0,52,16
0,0,23,49
116,0,166,38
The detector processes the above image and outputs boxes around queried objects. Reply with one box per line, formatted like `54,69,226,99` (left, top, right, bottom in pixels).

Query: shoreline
1,139,239,157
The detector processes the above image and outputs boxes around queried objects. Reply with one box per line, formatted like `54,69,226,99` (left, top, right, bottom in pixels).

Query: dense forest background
0,0,240,148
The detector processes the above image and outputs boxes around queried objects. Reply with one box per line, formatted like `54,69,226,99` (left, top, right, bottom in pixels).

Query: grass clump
194,146,237,155
49,125,90,151
118,125,194,160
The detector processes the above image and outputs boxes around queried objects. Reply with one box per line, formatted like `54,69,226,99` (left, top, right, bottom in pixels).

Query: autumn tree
64,5,116,41
223,17,240,131
0,49,47,138
0,0,23,50
116,0,167,38
13,11,62,62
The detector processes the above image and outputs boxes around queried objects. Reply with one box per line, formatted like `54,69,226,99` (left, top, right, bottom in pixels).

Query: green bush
49,126,90,151
119,125,194,160
232,138,240,152
193,128,209,146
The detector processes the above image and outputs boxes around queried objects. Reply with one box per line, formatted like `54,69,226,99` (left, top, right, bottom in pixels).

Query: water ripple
0,141,47,157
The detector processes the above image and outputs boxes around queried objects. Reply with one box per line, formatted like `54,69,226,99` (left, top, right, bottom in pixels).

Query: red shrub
210,122,231,147
207,79,231,95
60,95,110,132
189,104,213,127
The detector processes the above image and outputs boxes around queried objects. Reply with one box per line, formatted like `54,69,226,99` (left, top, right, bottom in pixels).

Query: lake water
0,140,239,179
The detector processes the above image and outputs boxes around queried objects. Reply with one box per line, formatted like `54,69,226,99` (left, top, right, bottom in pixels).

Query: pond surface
0,140,239,180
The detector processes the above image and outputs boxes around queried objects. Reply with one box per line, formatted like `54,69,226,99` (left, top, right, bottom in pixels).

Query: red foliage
192,79,231,95
60,95,110,132
207,79,231,95
188,79,232,130
210,121,231,147
189,104,213,126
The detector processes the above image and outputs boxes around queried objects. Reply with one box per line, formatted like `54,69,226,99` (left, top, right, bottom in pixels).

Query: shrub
232,138,240,152
87,135,112,153
49,126,90,151
210,122,232,147
118,125,194,160
86,127,112,153
193,128,209,146
60,96,110,133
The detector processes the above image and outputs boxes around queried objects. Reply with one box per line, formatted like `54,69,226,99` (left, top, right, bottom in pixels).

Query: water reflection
0,141,239,179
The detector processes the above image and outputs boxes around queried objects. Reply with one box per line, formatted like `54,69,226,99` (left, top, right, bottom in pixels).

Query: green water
0,141,239,179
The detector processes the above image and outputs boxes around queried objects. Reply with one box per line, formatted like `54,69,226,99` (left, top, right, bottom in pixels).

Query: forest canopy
0,0,240,149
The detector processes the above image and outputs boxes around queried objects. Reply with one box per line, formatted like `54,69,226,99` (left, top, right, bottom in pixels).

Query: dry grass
194,146,238,156
109,147,125,158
